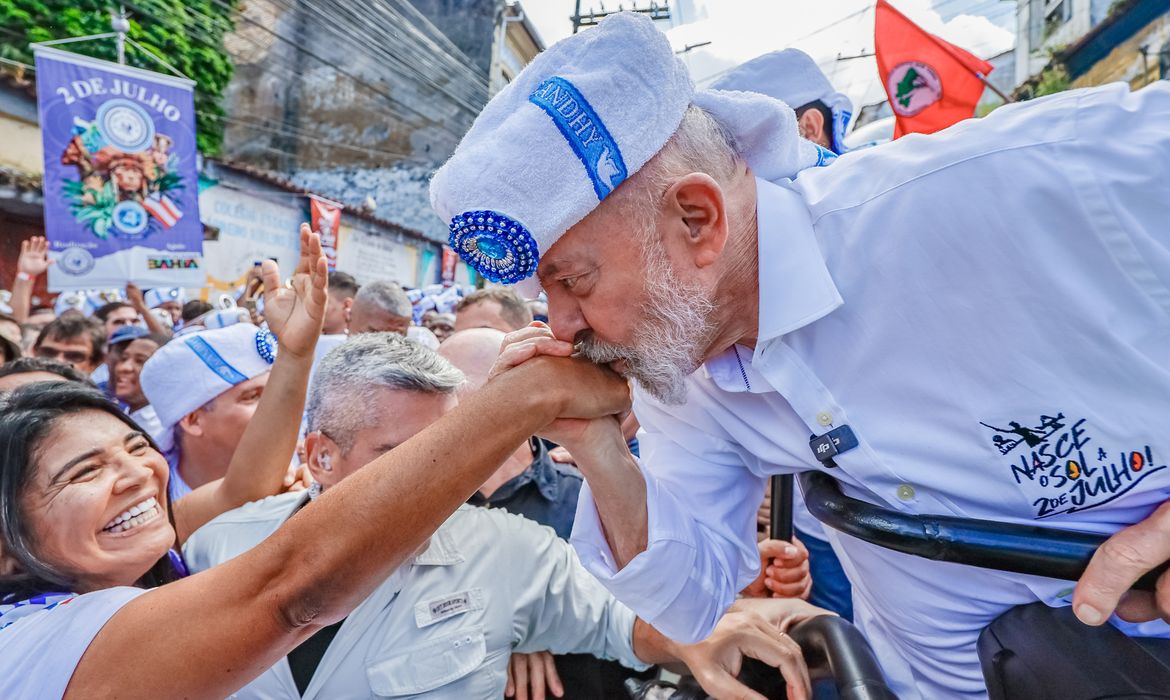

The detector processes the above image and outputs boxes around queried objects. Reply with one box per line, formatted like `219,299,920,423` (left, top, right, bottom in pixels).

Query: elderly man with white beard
429,11,1170,700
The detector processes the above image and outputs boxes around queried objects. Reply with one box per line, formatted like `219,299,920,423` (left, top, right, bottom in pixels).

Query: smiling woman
0,385,180,602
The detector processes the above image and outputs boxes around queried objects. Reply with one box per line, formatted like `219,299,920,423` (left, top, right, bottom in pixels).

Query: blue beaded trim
254,328,278,364
448,210,539,284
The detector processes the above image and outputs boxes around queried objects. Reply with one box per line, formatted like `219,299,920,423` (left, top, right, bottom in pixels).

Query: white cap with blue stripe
429,11,833,294
140,323,277,451
711,49,854,155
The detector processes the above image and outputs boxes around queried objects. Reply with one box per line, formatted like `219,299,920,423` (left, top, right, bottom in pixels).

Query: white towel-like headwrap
712,49,854,155
429,12,832,292
139,323,277,450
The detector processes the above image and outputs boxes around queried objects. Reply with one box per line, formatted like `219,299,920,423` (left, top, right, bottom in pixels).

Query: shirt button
816,412,834,427
896,484,916,502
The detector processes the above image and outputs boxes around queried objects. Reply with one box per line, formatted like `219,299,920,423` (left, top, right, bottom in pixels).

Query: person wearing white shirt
184,332,824,699
428,12,1170,699
711,47,862,622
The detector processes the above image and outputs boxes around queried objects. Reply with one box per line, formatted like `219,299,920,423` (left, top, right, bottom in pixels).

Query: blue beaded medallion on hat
448,211,539,284
254,328,278,364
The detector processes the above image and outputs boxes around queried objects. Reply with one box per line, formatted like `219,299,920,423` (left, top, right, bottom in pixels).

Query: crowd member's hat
140,323,277,451
712,49,854,155
429,12,834,293
54,290,97,317
108,324,150,348
144,287,186,309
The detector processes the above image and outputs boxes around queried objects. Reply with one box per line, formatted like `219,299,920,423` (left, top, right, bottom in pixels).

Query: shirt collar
484,439,560,503
702,177,842,393
754,176,843,345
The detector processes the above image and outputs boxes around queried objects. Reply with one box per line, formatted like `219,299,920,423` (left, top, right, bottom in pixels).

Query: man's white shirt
184,494,646,699
571,82,1170,699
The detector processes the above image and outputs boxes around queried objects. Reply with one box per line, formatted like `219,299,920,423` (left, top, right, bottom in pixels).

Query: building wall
219,0,494,172
1070,11,1170,87
1016,0,1114,84
0,84,43,174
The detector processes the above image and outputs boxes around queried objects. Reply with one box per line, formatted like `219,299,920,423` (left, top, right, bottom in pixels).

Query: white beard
576,247,715,405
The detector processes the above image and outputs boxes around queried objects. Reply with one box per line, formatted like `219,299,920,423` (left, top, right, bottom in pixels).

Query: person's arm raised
172,224,326,542
66,349,629,698
125,283,171,336
11,236,50,323
489,324,648,568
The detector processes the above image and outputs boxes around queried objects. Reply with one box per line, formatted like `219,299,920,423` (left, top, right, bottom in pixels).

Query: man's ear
304,431,340,489
662,173,728,270
343,297,353,314
178,409,204,439
798,108,828,149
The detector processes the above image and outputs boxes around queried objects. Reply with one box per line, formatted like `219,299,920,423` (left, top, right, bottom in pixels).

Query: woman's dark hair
0,357,95,386
0,382,177,603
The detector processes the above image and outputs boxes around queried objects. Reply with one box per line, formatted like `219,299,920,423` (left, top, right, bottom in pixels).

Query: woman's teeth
103,497,160,533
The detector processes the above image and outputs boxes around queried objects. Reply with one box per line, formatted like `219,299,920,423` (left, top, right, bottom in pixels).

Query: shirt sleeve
1066,81,1170,313
570,399,769,645
494,509,649,670
0,587,146,700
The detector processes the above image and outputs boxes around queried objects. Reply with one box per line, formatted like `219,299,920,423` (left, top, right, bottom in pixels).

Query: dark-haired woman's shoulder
0,587,146,699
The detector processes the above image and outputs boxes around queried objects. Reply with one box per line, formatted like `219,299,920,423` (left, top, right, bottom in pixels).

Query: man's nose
546,297,587,344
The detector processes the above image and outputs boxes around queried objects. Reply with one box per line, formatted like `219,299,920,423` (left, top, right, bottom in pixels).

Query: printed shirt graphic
980,413,1167,519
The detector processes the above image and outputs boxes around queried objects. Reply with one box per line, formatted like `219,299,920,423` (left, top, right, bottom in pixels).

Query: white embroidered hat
712,49,854,154
144,287,186,309
429,11,833,292
139,323,277,451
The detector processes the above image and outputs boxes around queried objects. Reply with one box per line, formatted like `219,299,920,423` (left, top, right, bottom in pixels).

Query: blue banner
34,46,203,291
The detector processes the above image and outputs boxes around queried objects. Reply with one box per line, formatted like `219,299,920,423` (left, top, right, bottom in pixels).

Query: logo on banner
147,255,200,270
888,61,942,116
309,196,342,271
59,247,95,276
57,98,184,241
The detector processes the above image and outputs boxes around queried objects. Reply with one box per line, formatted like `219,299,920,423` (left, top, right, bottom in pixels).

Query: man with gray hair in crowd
347,280,440,349
184,332,826,699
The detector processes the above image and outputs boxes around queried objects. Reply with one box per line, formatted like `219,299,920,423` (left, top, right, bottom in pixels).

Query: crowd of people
0,224,829,700
2,8,1168,700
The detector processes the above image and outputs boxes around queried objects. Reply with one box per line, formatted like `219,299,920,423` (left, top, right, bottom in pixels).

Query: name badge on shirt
414,588,485,628
809,425,858,467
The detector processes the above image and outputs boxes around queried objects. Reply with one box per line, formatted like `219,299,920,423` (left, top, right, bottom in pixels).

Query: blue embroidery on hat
529,77,628,201
813,144,837,167
185,336,248,385
832,109,853,155
254,328,277,364
449,210,539,284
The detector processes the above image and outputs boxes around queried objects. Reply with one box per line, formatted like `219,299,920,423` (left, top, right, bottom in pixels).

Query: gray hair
352,280,412,319
620,105,742,242
306,332,464,451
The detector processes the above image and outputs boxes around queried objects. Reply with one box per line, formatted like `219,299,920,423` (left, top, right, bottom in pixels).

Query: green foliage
1034,63,1072,97
0,0,237,154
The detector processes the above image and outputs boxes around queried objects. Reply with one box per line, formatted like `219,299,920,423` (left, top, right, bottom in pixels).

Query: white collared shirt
572,81,1170,699
184,494,646,699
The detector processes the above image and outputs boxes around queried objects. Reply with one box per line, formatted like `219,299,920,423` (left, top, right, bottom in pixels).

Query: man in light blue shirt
185,333,826,699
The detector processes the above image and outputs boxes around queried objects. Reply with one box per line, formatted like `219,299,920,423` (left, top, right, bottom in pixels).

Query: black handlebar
788,615,898,700
769,474,794,542
799,471,1169,590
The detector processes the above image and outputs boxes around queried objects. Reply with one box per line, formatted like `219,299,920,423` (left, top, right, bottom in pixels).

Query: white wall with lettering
336,225,421,288
199,185,304,292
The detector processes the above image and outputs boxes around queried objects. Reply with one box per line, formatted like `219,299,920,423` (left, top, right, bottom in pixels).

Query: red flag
309,195,343,271
875,0,993,138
